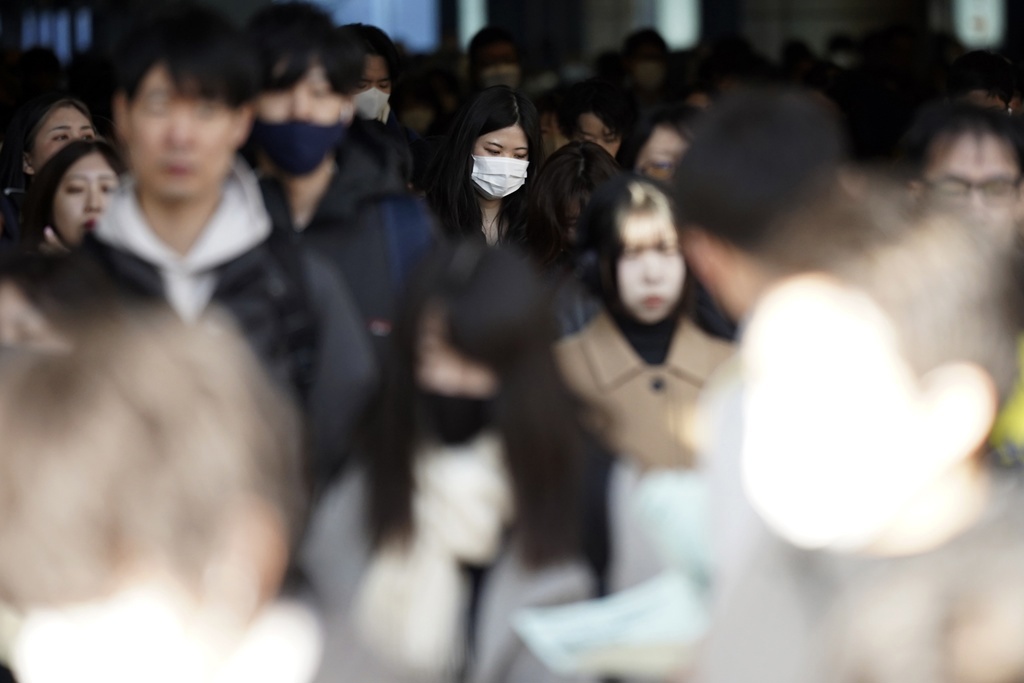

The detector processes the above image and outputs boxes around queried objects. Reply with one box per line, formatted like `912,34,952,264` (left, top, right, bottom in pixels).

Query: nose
84,184,104,214
289,90,314,121
640,251,662,281
166,109,197,148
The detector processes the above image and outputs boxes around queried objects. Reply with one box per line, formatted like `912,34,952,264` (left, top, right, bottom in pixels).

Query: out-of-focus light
740,276,967,552
655,0,700,50
459,0,487,51
954,0,1005,49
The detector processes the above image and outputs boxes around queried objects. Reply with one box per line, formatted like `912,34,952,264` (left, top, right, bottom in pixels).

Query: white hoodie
94,159,272,322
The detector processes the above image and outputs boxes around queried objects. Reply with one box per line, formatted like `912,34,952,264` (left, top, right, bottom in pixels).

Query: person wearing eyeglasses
900,102,1024,227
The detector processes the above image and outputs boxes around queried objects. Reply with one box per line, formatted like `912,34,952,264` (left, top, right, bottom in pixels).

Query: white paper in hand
512,572,707,678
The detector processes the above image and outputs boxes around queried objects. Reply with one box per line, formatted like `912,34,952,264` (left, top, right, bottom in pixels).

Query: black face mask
420,392,493,445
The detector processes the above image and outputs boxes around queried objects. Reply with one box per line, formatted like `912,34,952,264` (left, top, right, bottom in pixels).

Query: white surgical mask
479,64,522,90
471,155,529,200
354,87,390,122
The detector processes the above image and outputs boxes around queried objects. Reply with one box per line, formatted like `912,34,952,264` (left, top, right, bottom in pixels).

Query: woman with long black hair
425,86,542,245
301,241,661,682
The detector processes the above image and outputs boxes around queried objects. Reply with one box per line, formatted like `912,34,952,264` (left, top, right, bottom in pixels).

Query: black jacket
83,230,377,489
260,120,435,359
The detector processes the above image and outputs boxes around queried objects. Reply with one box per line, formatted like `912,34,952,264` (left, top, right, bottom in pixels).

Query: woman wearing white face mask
425,86,542,245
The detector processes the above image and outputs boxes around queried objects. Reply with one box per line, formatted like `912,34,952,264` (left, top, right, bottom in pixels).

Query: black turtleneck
610,308,679,366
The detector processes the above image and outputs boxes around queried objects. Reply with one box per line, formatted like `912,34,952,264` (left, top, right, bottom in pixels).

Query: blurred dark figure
468,27,522,92
534,86,570,158
693,36,777,98
946,50,1016,112
558,78,637,162
67,52,117,140
14,47,62,103
781,40,815,83
618,103,701,181
593,49,626,87
622,28,670,109
829,26,925,159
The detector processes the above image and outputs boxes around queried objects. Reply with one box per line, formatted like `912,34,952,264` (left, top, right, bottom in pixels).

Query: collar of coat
579,311,724,391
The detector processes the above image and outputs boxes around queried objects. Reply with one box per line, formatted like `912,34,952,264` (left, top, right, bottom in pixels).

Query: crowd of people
0,4,1023,682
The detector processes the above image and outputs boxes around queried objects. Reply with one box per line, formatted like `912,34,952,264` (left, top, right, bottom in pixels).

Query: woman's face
635,124,689,181
615,211,686,324
51,152,120,246
23,106,96,177
472,124,529,161
359,55,391,95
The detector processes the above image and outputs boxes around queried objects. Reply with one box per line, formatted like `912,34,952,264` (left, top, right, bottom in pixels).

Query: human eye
380,80,391,90
982,178,1019,198
63,183,86,194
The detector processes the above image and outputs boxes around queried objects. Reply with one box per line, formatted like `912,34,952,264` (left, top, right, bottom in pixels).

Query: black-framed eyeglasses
927,176,1023,204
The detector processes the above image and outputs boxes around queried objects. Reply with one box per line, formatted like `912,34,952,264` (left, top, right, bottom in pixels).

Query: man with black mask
247,3,435,361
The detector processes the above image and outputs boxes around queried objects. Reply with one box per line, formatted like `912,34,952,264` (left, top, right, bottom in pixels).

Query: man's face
256,65,351,126
114,64,252,207
923,132,1022,225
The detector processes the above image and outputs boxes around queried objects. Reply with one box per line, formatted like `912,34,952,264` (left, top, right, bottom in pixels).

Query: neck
478,195,502,244
137,187,222,257
865,456,989,557
275,156,335,230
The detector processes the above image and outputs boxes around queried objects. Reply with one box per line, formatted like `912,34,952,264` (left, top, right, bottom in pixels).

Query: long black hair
425,86,542,244
364,241,585,568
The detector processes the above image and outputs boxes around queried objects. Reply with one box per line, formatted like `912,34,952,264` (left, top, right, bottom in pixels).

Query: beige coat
556,312,734,469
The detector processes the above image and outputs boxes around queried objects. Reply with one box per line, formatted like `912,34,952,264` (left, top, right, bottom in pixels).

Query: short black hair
898,101,1024,177
947,50,1015,107
114,4,259,108
557,78,637,141
468,26,517,67
248,3,365,95
674,87,846,254
617,102,701,170
622,28,668,60
345,23,401,83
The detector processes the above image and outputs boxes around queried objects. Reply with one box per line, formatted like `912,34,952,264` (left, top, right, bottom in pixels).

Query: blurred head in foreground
674,87,847,321
740,178,1024,554
0,311,310,683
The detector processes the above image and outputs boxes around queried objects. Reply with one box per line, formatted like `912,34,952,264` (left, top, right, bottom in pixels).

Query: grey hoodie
94,159,271,322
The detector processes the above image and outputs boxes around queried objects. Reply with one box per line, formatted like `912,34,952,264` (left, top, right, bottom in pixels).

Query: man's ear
681,228,727,298
230,103,255,150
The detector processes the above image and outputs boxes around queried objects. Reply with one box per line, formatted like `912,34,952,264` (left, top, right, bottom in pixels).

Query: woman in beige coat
556,175,733,469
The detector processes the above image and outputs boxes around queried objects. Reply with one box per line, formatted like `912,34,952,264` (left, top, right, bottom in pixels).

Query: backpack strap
380,194,434,289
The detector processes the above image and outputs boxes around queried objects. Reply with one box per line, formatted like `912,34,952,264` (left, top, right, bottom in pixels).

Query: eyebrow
484,140,528,151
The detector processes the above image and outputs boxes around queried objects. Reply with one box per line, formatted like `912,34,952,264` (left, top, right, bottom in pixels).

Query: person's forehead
925,132,1020,178
578,112,611,135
